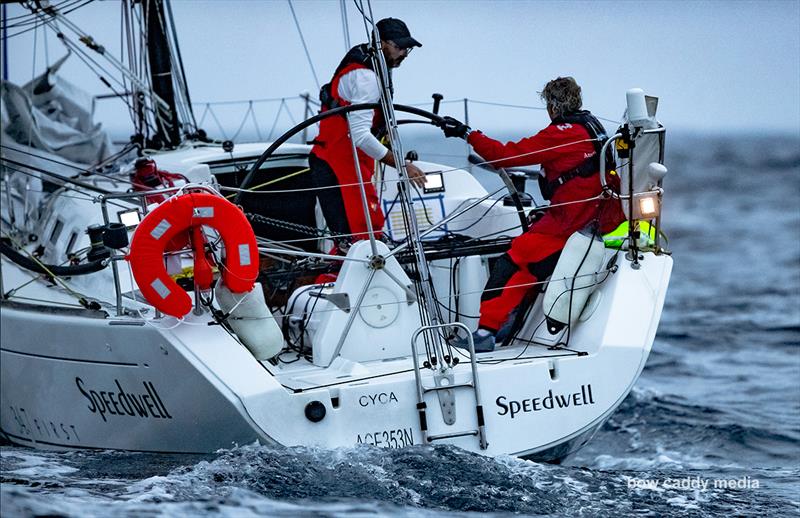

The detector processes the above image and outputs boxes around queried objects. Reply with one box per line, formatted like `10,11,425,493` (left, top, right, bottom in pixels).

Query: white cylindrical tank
215,282,283,360
543,227,606,334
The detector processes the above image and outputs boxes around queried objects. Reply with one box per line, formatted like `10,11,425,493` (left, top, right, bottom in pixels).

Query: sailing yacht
0,1,672,460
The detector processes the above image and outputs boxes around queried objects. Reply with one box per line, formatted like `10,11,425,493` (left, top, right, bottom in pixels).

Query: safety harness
319,44,382,111
539,111,614,200
312,44,389,147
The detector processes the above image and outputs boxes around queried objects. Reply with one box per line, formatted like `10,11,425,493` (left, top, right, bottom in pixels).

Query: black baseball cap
376,18,422,49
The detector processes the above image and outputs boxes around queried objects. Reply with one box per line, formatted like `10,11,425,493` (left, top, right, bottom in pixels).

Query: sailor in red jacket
310,18,425,248
441,77,625,351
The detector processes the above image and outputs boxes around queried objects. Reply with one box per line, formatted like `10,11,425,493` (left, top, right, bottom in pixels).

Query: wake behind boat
0,1,672,461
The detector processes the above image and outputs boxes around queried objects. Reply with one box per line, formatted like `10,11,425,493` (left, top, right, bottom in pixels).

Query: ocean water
2,133,799,517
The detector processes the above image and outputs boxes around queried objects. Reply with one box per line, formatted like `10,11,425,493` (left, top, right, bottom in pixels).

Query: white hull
1,251,672,459
1,4,674,463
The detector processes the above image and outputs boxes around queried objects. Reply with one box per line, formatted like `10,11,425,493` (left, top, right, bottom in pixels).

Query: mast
142,0,181,149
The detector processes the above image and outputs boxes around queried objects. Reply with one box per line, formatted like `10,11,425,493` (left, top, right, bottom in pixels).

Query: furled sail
1,54,112,166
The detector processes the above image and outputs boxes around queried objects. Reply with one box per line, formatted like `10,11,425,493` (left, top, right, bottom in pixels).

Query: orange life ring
127,192,259,317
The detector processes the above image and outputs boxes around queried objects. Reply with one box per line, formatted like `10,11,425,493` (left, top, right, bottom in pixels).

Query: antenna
339,0,351,52
1,4,8,82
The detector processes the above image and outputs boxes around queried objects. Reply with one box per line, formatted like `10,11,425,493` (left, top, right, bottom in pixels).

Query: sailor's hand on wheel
441,116,471,139
405,161,426,187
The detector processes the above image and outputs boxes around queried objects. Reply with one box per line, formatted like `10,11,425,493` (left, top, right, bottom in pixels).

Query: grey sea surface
1,133,799,517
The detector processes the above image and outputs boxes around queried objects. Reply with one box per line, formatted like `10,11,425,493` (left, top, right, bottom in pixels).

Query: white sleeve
337,68,389,161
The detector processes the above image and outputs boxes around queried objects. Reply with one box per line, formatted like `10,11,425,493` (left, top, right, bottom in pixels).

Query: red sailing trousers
479,232,567,331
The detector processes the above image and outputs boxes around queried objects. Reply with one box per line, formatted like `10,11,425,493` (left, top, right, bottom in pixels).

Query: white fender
215,282,283,360
457,255,486,332
543,227,606,334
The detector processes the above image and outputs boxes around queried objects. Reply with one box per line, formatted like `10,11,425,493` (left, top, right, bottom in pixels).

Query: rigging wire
35,22,160,137
0,179,620,344
257,266,617,328
133,1,149,141
1,1,624,330
43,11,50,67
164,0,197,131
1,230,97,307
193,95,308,106
467,99,620,125
27,18,39,147
287,0,320,90
119,0,135,130
338,0,351,52
1,1,92,36
0,0,85,27
0,165,133,214
24,2,174,143
2,153,139,195
1,143,125,176
348,0,439,359
0,3,634,364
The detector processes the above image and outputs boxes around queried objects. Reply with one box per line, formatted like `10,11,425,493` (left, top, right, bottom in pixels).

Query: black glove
440,116,471,139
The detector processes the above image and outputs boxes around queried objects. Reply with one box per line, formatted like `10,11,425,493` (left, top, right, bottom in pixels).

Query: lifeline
496,384,595,419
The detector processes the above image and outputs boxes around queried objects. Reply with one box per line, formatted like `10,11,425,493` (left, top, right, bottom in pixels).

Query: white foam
1,451,79,478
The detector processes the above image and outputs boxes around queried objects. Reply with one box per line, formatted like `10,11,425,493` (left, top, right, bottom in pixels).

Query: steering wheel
234,103,529,232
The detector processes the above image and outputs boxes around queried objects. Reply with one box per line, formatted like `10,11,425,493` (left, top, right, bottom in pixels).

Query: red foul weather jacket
467,115,624,263
467,113,625,331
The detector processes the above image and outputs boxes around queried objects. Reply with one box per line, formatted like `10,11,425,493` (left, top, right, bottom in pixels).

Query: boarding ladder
410,322,488,450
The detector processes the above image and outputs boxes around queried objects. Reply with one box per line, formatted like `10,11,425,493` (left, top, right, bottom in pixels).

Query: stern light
632,191,661,220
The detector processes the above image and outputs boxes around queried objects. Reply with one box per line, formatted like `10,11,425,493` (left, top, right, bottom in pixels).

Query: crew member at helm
440,77,625,352
309,18,425,248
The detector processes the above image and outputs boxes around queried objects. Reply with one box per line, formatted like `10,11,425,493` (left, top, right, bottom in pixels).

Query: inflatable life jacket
127,192,259,317
539,111,614,200
318,44,374,111
312,43,388,155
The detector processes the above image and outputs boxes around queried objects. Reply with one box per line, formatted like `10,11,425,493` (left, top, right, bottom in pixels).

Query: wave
574,387,800,472
3,442,798,517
